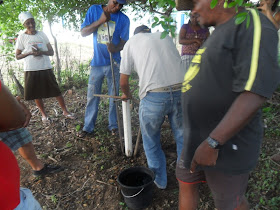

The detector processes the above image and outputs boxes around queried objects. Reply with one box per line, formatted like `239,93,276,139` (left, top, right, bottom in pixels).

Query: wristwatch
207,136,223,149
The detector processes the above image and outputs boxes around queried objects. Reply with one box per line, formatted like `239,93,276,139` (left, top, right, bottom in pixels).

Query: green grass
247,154,280,209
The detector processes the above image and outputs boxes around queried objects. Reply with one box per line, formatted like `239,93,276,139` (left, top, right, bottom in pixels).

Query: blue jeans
139,90,183,188
83,65,120,133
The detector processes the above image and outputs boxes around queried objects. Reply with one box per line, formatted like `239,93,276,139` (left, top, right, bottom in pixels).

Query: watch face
207,137,219,149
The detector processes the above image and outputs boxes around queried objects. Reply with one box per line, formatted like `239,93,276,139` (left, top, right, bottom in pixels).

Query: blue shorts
15,188,42,210
0,128,32,151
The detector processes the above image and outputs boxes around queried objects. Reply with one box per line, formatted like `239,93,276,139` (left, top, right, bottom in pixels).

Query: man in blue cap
80,0,130,137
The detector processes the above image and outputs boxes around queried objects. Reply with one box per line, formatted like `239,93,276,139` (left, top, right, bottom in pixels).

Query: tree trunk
0,70,3,81
48,20,61,84
9,71,24,96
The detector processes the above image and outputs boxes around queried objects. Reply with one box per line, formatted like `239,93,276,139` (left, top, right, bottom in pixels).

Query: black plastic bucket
117,166,155,209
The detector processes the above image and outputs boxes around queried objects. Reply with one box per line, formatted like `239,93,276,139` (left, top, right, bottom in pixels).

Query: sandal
64,113,75,119
42,117,50,123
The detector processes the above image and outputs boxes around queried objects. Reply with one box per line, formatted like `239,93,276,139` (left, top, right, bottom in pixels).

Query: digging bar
106,23,125,154
93,94,122,99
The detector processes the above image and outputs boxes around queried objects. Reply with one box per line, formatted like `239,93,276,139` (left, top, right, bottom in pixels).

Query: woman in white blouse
15,12,74,123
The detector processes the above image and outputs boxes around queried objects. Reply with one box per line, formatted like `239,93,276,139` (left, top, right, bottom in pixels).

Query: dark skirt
24,69,61,100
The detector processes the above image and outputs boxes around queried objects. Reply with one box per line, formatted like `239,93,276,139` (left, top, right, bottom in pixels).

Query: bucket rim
117,166,155,189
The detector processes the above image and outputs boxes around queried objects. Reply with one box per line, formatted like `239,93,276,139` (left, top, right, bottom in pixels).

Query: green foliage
246,13,251,28
40,153,48,159
80,152,88,158
129,0,177,38
211,0,218,9
0,0,176,42
263,107,272,113
50,195,58,204
247,155,280,209
76,124,81,132
53,58,90,91
66,142,73,148
235,11,248,25
228,1,237,8
151,15,176,38
236,0,244,7
0,0,265,47
262,104,280,138
119,201,128,209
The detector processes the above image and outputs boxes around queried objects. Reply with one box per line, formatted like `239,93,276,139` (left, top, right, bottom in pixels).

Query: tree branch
148,1,173,17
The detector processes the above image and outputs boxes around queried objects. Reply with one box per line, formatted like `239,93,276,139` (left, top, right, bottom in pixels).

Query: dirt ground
16,87,279,210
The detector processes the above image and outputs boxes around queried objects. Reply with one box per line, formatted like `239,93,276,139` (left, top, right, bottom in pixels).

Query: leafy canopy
0,0,257,45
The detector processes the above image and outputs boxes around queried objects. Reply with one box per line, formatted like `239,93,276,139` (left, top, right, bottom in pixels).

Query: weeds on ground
247,99,280,210
263,104,280,138
247,153,280,210
50,195,58,204
59,62,90,91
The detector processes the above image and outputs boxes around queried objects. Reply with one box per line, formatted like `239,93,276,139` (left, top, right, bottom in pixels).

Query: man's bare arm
190,91,266,172
107,39,127,53
81,11,110,37
0,84,26,132
120,73,131,100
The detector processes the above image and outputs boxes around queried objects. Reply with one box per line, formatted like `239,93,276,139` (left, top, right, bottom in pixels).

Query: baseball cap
116,0,127,4
134,25,151,35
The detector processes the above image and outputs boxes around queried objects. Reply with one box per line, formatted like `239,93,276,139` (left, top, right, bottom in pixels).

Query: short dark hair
0,1,3,5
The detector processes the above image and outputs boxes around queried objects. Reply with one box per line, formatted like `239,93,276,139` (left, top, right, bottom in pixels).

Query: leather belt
149,83,182,92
